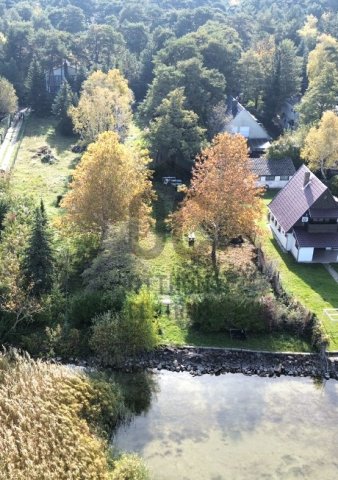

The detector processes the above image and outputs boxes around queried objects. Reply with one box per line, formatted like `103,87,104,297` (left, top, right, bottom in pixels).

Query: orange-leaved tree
173,133,263,268
60,131,153,239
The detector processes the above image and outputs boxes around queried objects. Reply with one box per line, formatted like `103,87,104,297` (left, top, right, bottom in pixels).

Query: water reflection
113,371,338,480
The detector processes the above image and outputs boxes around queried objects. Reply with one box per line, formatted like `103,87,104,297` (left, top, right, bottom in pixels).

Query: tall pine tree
52,81,75,135
26,58,51,116
23,202,54,296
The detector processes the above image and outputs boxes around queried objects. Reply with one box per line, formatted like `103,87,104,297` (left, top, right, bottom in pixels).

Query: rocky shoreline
62,346,338,380
117,346,338,380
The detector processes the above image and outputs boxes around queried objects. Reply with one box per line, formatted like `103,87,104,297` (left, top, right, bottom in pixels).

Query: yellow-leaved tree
61,131,153,238
301,111,338,179
69,69,133,144
0,76,18,116
173,133,263,267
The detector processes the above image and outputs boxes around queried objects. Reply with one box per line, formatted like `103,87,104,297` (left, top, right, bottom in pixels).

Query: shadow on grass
46,127,77,156
23,115,55,138
158,315,312,352
152,182,183,234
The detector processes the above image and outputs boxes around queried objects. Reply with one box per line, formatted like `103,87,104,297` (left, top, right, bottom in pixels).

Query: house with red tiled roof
268,165,338,263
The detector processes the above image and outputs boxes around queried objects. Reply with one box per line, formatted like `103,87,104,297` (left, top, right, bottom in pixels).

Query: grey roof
252,157,295,177
268,165,328,232
293,227,338,248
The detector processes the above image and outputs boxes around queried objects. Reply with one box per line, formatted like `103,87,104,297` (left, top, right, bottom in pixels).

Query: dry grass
0,351,116,480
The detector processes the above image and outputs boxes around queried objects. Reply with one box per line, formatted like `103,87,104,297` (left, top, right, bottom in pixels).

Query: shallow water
113,371,338,480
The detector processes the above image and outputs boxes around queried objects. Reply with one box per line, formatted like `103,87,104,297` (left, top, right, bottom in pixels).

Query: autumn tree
301,111,338,179
0,76,18,115
60,131,153,238
146,88,206,169
298,35,338,125
173,133,263,268
69,69,133,145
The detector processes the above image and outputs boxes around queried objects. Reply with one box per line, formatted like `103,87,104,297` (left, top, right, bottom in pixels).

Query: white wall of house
226,110,270,140
289,234,299,260
297,247,314,262
269,218,288,249
258,176,291,189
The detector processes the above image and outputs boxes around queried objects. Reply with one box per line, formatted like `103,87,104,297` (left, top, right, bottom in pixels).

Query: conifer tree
52,81,75,135
147,88,206,169
26,58,51,116
23,202,54,296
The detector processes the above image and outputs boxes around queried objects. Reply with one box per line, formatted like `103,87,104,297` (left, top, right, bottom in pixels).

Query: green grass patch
158,316,311,352
11,115,79,217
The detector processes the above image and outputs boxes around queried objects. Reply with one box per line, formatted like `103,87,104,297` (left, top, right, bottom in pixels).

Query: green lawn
262,191,338,351
158,315,311,352
11,115,79,217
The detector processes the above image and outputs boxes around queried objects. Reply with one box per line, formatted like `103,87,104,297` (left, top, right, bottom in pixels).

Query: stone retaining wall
117,346,338,380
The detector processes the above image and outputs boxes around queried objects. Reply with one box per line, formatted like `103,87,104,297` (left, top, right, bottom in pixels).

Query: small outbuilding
251,157,296,189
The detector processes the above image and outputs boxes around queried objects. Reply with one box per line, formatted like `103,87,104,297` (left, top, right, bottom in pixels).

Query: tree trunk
211,232,219,283
320,158,327,180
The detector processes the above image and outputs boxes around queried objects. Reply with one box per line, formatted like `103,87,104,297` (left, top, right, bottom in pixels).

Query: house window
239,126,250,137
280,175,289,181
265,175,275,181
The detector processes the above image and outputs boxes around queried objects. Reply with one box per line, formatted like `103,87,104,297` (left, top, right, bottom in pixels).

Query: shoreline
62,346,338,380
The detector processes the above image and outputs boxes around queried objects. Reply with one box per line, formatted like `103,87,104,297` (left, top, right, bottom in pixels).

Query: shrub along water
90,287,159,366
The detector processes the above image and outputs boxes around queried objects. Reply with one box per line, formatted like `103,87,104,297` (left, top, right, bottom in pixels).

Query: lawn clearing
262,190,338,351
11,115,79,217
158,315,311,352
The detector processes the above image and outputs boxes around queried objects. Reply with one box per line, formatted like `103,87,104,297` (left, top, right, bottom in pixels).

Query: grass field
11,115,79,216
262,190,338,351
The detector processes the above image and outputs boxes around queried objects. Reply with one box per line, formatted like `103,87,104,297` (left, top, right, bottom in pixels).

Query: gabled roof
268,165,328,232
225,96,271,140
252,157,295,177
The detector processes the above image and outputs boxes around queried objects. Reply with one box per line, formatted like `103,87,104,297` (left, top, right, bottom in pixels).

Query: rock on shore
117,346,338,380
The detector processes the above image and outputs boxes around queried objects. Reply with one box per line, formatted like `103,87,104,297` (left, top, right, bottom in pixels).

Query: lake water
113,371,338,480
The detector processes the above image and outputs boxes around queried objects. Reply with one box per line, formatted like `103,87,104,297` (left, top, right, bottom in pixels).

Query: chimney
303,171,311,188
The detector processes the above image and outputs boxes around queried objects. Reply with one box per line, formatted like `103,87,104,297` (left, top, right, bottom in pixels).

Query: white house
251,157,295,189
45,61,78,94
278,97,300,131
268,165,338,263
224,97,271,155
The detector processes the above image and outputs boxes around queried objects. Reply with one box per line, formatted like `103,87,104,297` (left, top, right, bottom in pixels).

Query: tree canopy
173,133,263,266
61,131,153,237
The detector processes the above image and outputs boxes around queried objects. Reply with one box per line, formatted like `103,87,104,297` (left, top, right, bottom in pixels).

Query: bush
67,290,125,329
329,175,338,196
112,454,149,480
90,287,158,365
187,292,266,333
